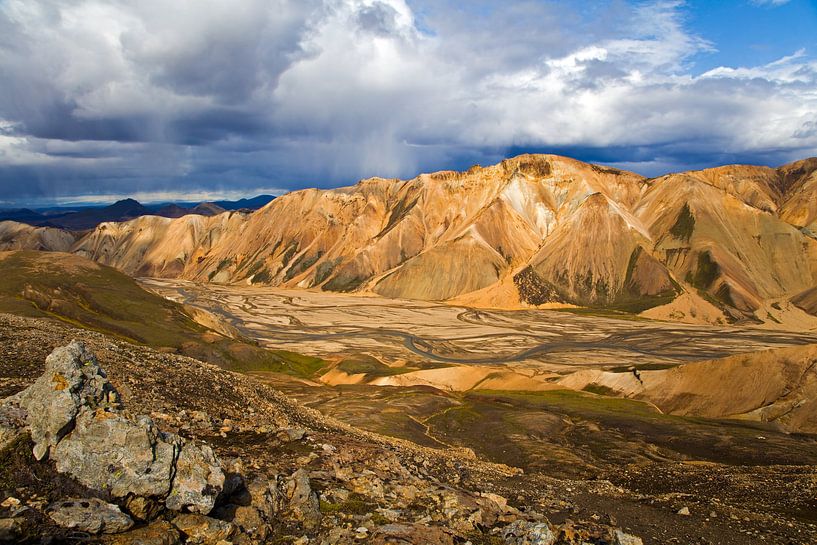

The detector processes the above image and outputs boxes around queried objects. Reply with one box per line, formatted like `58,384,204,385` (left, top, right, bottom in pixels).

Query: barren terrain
0,253,816,543
132,280,817,544
143,278,817,384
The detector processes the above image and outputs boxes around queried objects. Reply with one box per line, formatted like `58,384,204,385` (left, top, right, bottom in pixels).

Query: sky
0,0,816,206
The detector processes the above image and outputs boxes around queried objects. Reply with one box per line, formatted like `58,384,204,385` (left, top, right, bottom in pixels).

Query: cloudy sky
1,0,816,206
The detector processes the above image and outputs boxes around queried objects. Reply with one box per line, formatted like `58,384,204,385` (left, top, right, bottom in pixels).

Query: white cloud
0,0,815,202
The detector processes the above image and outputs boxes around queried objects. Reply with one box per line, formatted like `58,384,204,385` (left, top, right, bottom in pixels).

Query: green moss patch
690,251,720,290
669,203,696,241
337,355,413,378
320,493,376,516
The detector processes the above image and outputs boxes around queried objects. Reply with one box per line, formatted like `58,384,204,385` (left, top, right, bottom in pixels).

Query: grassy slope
335,354,451,380
422,388,817,477
0,251,327,378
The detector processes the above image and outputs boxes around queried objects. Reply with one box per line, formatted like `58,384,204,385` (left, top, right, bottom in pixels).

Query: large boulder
51,409,179,499
10,341,226,516
166,442,225,514
17,341,116,460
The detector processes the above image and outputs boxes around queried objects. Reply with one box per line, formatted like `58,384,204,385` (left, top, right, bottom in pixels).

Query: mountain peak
4,154,816,327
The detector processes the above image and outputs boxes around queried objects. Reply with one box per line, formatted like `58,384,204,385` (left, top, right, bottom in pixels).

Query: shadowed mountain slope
793,286,817,316
0,250,325,376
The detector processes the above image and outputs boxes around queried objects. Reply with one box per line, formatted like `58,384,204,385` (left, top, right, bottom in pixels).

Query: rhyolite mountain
2,154,817,324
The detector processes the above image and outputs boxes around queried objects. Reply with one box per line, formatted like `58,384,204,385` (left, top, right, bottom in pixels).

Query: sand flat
140,278,817,392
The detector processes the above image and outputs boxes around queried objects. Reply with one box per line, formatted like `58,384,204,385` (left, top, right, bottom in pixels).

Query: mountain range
0,195,275,230
2,154,816,326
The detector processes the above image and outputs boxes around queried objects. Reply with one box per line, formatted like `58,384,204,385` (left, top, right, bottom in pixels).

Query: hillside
558,343,817,433
0,251,325,376
0,222,76,252
1,315,815,544
2,154,817,325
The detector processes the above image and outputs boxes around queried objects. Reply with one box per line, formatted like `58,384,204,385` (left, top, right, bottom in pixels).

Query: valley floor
141,279,817,384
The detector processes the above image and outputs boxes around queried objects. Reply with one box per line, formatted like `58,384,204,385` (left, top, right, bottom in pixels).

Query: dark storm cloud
0,0,815,205
23,104,157,143
167,109,270,146
795,119,817,139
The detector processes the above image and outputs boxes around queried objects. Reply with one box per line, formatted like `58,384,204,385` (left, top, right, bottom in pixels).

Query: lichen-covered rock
501,520,557,545
0,397,26,451
171,514,236,544
0,424,22,453
370,523,455,545
8,342,225,516
17,341,116,460
105,520,181,545
613,529,644,545
51,408,179,499
46,497,134,534
0,517,23,543
286,469,321,530
166,442,225,514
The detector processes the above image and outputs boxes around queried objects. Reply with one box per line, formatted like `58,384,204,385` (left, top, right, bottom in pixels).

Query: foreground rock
105,520,181,545
0,518,22,542
18,341,115,460
0,334,649,544
171,514,236,544
501,520,557,545
46,498,134,534
285,469,322,530
613,529,644,545
11,341,225,516
0,398,25,451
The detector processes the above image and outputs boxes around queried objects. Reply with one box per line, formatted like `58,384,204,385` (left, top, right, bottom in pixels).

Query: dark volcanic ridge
0,195,275,231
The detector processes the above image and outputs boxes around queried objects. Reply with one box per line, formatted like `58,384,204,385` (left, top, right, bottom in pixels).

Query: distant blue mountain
0,194,276,230
0,208,47,224
214,194,275,210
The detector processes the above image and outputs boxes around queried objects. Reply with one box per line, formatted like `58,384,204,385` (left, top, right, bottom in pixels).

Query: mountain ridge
2,154,817,327
0,195,275,230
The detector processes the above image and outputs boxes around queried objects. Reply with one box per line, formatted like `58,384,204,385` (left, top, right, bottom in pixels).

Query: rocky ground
0,314,641,544
0,314,815,544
